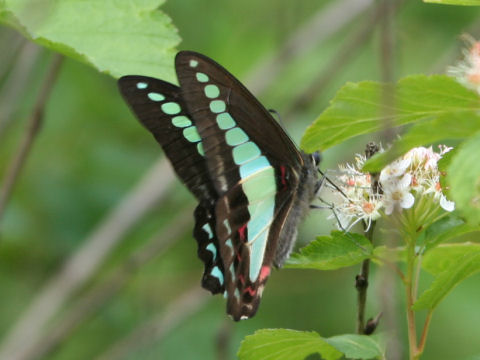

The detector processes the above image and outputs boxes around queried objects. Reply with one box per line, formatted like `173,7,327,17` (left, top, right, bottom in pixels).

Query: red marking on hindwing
279,165,288,191
238,224,247,242
238,274,245,285
243,286,256,296
259,266,271,281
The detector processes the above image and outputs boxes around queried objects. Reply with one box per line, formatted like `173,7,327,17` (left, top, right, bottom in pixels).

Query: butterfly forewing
118,76,225,295
174,51,305,320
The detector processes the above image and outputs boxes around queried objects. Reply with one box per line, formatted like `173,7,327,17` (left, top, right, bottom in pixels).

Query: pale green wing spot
161,102,181,115
148,92,165,102
204,84,220,98
224,219,232,235
239,156,270,179
171,115,192,128
183,126,201,142
240,166,276,282
202,223,213,239
229,263,235,279
189,59,198,67
248,198,275,282
225,127,249,146
233,142,261,165
210,100,226,113
216,113,236,130
197,142,205,156
137,82,148,89
206,243,217,259
225,239,233,256
223,291,228,298
211,266,224,285
196,72,209,82
234,288,240,300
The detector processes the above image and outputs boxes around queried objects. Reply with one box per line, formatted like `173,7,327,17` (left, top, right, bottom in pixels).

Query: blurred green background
1,0,480,359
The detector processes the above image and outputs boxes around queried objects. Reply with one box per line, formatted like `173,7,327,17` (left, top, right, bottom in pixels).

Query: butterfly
118,51,321,321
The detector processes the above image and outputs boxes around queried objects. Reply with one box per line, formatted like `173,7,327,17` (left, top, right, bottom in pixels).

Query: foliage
286,231,372,270
0,0,180,80
1,0,480,360
238,329,384,360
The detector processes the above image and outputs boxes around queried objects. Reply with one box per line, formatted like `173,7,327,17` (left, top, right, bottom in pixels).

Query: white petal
440,195,455,212
384,202,394,215
401,192,415,209
399,173,412,190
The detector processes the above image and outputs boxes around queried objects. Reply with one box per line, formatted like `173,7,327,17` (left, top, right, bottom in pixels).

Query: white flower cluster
448,34,480,94
331,146,455,231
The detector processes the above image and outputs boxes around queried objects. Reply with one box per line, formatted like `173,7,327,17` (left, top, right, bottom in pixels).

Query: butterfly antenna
311,177,370,254
317,168,353,204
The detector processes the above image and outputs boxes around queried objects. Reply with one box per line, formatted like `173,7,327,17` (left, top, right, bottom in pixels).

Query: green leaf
413,249,480,310
237,329,343,360
0,0,180,79
325,334,385,359
447,131,480,225
285,231,373,270
301,75,480,154
364,112,480,172
422,243,480,275
372,245,406,263
424,216,480,251
438,147,457,197
424,0,480,5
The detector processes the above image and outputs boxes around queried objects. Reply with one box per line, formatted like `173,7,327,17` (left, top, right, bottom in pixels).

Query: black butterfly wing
174,51,306,320
118,76,225,294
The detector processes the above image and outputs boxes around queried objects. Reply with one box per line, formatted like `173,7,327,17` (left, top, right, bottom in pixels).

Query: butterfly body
118,51,319,320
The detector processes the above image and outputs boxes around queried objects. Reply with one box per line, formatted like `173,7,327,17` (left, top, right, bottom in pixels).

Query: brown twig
97,286,210,360
356,222,375,334
0,42,42,140
356,142,380,334
216,319,233,360
14,208,193,360
0,159,176,360
285,0,406,119
0,54,63,223
377,1,404,359
416,310,433,358
245,0,373,95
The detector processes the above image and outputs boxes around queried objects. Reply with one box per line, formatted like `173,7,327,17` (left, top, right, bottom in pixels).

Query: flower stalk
328,144,455,358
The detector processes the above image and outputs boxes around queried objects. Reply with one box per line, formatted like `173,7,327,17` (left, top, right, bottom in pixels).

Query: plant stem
0,54,63,224
356,221,376,334
405,238,418,359
416,311,433,358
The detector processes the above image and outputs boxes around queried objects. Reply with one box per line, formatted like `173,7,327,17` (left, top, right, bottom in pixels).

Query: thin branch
14,208,193,360
356,221,375,334
216,319,233,360
356,142,380,335
97,286,210,360
0,53,63,223
0,159,176,360
245,0,373,95
416,311,433,358
374,1,405,359
0,29,25,82
285,0,406,118
0,42,42,140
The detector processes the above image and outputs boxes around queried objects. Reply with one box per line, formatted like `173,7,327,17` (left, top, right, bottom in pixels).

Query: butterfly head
312,151,322,168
